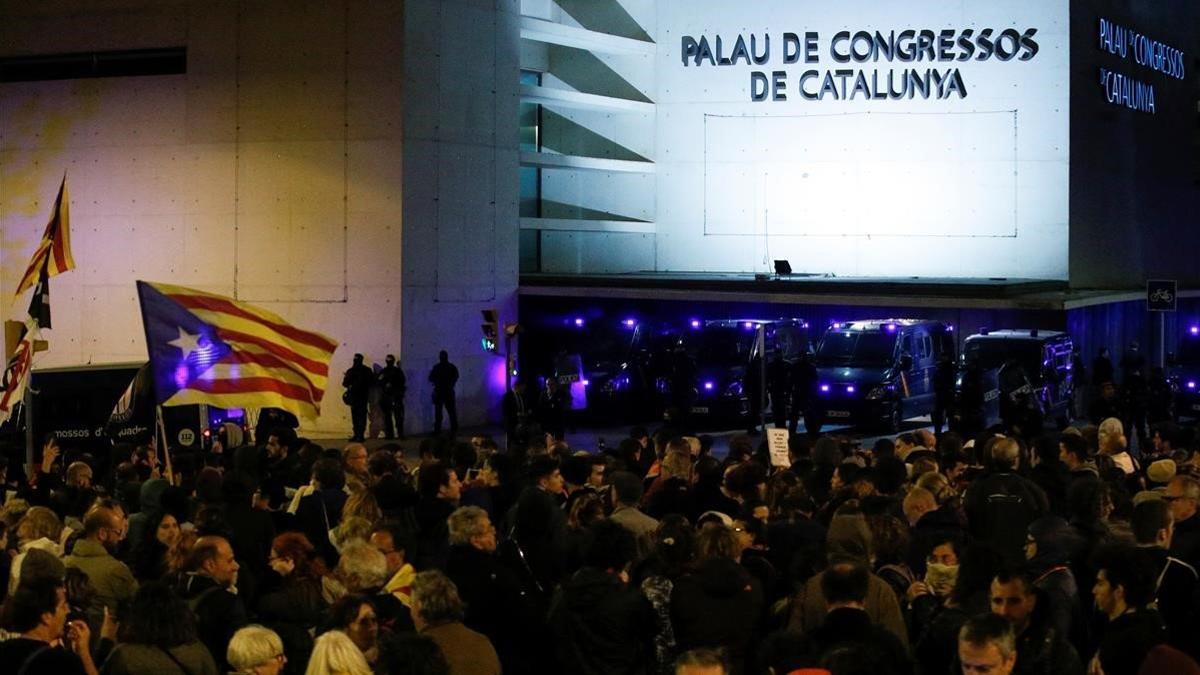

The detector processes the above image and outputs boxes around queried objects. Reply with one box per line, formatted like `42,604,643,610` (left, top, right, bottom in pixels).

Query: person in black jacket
428,350,460,435
1090,543,1168,675
988,571,1083,675
1131,499,1200,661
512,455,568,597
445,505,540,674
414,460,461,571
548,519,655,674
170,535,249,672
377,354,407,440
963,437,1049,567
671,522,764,675
342,354,374,442
294,459,349,567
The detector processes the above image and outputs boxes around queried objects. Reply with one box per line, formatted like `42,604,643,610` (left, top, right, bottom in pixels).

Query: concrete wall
0,0,519,435
402,0,520,428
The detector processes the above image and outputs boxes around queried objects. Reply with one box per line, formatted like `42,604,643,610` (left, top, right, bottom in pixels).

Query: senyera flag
14,175,74,298
136,281,338,420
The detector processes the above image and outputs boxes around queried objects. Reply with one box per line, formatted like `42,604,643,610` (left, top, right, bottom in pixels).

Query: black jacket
1141,546,1200,661
964,470,1049,565
1170,513,1200,572
548,567,656,675
414,497,457,570
172,572,248,672
1097,608,1167,675
1012,589,1083,675
670,557,764,674
513,486,568,591
445,543,541,674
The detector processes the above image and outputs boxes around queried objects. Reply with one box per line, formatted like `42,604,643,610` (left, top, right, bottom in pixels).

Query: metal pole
1160,313,1166,369
759,325,767,433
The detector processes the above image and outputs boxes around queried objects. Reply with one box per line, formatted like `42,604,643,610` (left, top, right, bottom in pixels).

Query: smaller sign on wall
1147,279,1177,312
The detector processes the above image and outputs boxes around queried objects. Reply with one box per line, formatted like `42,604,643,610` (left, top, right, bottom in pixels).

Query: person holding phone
0,577,98,675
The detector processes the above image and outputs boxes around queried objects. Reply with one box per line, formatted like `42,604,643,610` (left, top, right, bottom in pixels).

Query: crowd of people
1,372,1199,675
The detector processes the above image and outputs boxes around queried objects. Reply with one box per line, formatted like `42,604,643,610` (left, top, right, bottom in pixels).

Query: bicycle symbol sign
1147,280,1177,312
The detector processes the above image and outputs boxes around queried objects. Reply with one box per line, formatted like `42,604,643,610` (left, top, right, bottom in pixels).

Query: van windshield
680,327,753,367
815,331,896,367
963,340,1043,373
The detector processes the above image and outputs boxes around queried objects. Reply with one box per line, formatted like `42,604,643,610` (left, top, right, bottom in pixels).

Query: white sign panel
655,1,1070,279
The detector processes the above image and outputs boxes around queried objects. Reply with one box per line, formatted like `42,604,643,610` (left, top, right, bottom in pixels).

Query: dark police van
958,329,1074,428
675,318,811,422
1171,325,1200,418
813,319,955,431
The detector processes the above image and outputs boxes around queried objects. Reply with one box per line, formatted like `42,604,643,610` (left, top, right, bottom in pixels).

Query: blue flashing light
1189,381,1197,390
831,322,842,330
743,321,755,330
581,379,590,386
690,319,702,329
846,385,856,393
622,318,636,328
819,383,831,393
703,381,715,391
574,317,585,327
884,323,897,333
1191,326,1199,336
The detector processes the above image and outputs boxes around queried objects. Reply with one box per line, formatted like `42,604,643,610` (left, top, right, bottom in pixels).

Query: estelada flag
136,281,339,421
0,318,39,424
14,175,74,298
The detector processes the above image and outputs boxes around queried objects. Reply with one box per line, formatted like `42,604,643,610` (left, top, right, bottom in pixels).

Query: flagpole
155,405,174,485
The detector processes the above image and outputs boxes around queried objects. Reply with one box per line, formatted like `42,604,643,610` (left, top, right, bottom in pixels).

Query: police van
813,319,955,432
958,329,1074,428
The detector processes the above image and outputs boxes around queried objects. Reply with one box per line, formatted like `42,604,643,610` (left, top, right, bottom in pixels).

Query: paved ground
311,415,938,459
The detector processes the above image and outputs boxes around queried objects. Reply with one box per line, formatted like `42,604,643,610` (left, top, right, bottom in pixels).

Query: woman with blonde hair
1098,417,1136,474
305,630,372,675
7,506,65,595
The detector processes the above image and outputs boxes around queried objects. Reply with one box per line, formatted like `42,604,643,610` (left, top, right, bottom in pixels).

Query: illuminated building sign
1097,18,1186,115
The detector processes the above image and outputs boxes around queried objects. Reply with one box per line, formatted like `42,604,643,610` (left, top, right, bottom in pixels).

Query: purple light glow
831,322,842,329
846,385,856,393
623,318,636,328
884,323,897,333
743,321,755,330
704,381,715,390
819,384,830,393
581,379,590,386
1189,381,1197,390
1191,326,1199,336
574,317,585,327
690,319,701,329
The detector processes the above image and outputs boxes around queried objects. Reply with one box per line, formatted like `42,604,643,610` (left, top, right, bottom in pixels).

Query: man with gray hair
412,570,500,675
958,613,1018,675
964,436,1049,566
445,506,535,674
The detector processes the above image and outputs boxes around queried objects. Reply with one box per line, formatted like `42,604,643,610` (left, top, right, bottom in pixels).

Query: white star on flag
168,327,202,359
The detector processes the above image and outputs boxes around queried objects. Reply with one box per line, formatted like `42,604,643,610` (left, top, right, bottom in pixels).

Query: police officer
428,350,459,435
539,377,570,440
789,351,818,435
932,353,956,437
377,354,406,439
767,351,791,429
342,353,374,442
956,353,986,437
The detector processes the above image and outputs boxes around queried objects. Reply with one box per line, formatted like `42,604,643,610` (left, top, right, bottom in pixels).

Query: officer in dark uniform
767,351,791,429
955,354,986,437
932,353,956,437
745,354,764,434
342,353,374,442
789,351,818,435
377,354,406,439
998,357,1035,434
428,350,459,435
668,347,697,425
538,377,570,440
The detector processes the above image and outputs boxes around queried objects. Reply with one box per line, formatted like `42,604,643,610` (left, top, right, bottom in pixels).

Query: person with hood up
1023,515,1085,644
670,521,764,675
123,477,170,559
548,519,656,674
788,509,908,648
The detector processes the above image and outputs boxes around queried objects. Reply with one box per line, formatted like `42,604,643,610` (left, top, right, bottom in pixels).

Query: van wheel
885,402,903,434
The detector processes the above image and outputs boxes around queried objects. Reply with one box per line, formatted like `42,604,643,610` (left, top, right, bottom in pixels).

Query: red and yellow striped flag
14,176,74,298
136,281,339,420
